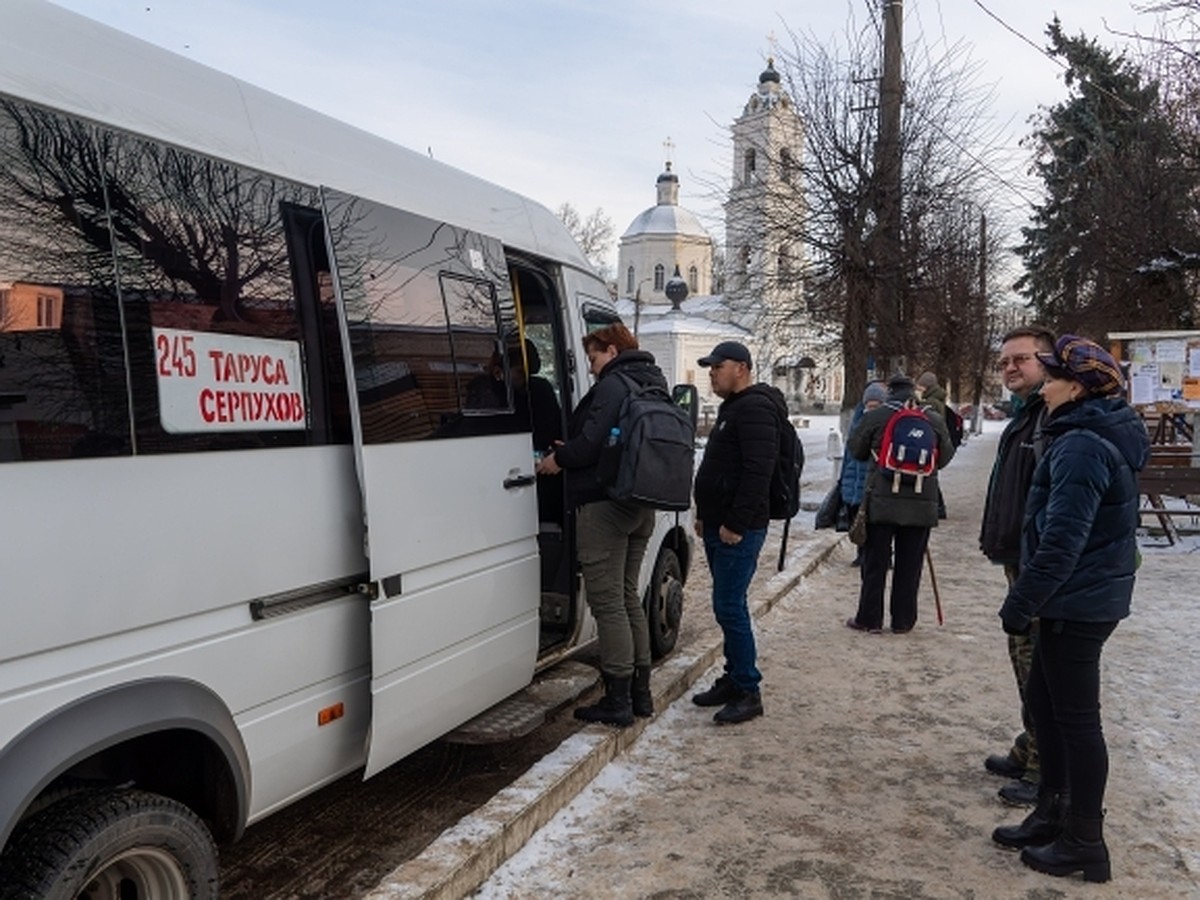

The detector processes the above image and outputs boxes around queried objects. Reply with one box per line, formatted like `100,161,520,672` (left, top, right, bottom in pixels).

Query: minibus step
446,660,599,743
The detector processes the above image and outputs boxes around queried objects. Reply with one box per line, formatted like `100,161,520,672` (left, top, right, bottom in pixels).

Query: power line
972,0,1145,116
971,1,1067,71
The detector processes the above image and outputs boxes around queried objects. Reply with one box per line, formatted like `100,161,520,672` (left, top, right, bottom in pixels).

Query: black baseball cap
698,341,752,368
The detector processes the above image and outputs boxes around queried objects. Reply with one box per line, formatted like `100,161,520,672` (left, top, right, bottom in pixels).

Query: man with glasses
980,325,1057,807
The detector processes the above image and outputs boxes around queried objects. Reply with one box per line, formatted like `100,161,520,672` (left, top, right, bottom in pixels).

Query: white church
614,59,843,422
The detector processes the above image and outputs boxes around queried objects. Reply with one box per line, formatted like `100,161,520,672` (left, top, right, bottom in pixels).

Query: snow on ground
475,418,1200,898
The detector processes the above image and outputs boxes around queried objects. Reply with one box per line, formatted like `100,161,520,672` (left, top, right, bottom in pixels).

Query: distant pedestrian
845,373,955,634
916,372,950,519
915,371,947,418
993,336,1149,883
839,381,887,567
690,340,783,725
979,325,1056,808
536,323,665,727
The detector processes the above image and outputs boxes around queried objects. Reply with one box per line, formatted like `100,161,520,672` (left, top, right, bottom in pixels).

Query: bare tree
554,202,614,280
705,5,1009,409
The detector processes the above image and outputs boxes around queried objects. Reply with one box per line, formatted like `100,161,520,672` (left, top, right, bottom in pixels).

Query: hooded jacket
838,402,872,507
693,383,785,535
555,349,667,507
920,383,948,419
979,389,1046,564
1000,396,1150,628
846,390,956,528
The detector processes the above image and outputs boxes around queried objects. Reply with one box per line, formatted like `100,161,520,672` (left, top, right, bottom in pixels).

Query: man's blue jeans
703,525,768,693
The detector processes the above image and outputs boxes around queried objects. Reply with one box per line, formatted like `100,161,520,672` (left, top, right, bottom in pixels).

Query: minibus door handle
503,473,536,490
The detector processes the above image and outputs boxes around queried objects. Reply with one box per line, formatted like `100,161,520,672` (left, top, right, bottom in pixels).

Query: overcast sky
53,0,1155,281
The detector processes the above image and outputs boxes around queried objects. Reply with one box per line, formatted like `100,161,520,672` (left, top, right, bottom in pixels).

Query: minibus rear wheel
646,547,683,659
0,788,218,900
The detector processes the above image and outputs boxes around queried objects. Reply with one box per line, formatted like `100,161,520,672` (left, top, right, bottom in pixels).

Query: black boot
631,665,653,718
992,790,1067,849
1020,814,1111,883
574,673,634,727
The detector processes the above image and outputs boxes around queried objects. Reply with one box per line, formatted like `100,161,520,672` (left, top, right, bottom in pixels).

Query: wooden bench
1138,465,1200,544
1148,445,1195,467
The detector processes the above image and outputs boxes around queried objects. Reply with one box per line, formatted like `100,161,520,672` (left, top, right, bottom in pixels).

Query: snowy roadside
475,425,1200,898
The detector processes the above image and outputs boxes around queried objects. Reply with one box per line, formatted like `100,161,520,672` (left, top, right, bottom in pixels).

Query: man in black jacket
690,341,783,725
980,325,1056,806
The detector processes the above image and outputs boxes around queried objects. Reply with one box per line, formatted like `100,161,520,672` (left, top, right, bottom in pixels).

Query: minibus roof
0,0,594,273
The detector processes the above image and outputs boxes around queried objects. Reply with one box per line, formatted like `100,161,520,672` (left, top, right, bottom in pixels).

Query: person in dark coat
535,323,665,727
979,325,1056,808
690,340,783,725
992,335,1150,884
840,380,887,566
845,373,955,634
916,371,947,418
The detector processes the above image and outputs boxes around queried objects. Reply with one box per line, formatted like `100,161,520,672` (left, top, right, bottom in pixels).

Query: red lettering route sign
152,327,307,433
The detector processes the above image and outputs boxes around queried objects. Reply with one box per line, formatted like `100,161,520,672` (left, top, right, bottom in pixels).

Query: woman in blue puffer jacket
994,336,1150,884
839,380,887,565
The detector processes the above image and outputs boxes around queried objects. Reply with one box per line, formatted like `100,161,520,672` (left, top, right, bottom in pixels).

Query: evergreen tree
1016,19,1199,332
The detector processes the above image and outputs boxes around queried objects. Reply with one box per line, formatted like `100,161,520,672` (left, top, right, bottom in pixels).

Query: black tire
645,547,683,659
0,789,219,900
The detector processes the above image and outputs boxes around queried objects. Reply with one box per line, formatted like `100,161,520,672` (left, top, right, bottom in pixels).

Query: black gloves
999,604,1031,636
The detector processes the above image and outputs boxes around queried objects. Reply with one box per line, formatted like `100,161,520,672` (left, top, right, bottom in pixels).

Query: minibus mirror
672,384,699,431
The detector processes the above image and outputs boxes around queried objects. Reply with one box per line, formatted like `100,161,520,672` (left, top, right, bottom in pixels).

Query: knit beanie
862,382,888,405
917,371,939,389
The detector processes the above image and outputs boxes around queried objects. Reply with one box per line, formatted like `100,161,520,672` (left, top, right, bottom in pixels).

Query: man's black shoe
999,779,1039,806
985,753,1026,779
692,675,742,708
713,691,763,725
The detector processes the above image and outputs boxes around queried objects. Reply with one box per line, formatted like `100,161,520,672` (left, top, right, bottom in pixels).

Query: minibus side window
0,99,132,462
101,131,324,454
321,192,521,443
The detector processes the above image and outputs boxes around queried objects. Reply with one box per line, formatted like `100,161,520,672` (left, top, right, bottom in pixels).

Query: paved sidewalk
371,429,1200,898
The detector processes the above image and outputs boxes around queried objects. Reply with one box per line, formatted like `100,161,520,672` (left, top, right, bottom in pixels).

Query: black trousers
1026,618,1119,819
855,522,930,631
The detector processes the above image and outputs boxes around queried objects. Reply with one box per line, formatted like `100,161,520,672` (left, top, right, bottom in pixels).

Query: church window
653,264,665,291
626,266,635,294
739,245,750,272
743,149,756,184
778,244,791,274
687,265,698,293
780,149,794,185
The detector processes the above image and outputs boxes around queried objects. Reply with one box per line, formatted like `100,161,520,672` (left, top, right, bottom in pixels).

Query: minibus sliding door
321,190,541,776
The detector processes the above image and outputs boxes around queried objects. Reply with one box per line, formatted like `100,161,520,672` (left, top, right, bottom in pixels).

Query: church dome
622,160,709,240
759,57,780,85
620,204,708,240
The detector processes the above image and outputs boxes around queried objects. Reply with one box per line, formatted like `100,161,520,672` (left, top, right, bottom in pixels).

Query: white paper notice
1130,374,1156,405
1190,348,1200,378
1156,340,1187,363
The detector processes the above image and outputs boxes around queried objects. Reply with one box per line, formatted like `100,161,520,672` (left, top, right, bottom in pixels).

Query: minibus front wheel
646,547,683,659
0,788,218,899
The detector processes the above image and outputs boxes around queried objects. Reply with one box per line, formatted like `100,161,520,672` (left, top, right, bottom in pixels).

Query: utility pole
873,0,904,375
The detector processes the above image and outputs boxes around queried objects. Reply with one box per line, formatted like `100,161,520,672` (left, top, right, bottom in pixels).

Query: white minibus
0,2,694,895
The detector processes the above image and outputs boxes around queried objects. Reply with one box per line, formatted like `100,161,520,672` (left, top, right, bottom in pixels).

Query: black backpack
945,405,964,448
602,373,695,510
769,401,804,520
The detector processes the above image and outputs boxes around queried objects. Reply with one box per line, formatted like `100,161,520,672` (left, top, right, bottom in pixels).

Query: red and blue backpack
876,399,939,493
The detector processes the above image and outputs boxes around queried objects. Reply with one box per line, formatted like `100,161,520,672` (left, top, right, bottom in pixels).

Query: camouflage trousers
1005,564,1040,779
